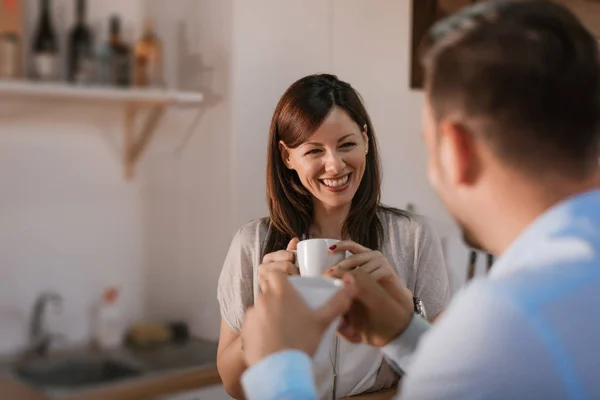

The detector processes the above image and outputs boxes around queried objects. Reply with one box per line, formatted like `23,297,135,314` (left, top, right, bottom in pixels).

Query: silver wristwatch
413,296,427,320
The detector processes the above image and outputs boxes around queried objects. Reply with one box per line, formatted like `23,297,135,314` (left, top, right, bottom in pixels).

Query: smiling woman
266,75,379,252
216,74,451,399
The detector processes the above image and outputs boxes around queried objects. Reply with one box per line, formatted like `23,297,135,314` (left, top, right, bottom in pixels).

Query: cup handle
290,249,298,266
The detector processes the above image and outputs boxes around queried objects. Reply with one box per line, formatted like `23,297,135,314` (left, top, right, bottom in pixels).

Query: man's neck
484,170,600,255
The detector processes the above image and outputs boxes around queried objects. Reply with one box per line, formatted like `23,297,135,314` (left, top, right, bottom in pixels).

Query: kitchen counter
0,376,394,400
0,339,221,400
0,338,400,400
0,367,220,400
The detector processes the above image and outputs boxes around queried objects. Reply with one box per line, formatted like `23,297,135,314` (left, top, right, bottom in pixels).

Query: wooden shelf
0,80,204,106
0,80,205,180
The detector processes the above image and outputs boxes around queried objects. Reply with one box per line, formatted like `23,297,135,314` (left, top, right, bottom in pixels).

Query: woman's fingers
287,237,300,251
330,251,382,272
258,261,298,292
259,261,299,279
262,249,295,264
329,240,369,255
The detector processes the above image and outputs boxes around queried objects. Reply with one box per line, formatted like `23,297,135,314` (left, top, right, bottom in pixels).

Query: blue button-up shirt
242,189,600,400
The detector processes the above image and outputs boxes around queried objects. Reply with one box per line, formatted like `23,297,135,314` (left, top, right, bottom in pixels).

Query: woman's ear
279,141,294,169
362,124,369,154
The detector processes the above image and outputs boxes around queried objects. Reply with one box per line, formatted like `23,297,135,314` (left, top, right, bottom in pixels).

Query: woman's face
281,107,369,210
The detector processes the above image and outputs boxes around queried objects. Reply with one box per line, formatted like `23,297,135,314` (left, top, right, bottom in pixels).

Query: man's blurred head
421,0,600,251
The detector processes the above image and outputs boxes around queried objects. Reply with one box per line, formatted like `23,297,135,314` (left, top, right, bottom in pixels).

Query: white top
218,209,450,398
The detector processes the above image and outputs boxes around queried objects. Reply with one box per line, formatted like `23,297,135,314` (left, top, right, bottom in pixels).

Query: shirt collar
490,188,600,279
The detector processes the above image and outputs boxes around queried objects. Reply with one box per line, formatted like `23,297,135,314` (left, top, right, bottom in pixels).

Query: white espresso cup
294,238,346,277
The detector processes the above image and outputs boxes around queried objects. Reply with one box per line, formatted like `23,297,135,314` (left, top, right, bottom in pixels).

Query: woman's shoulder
222,217,271,271
234,217,271,248
377,206,438,240
237,217,270,236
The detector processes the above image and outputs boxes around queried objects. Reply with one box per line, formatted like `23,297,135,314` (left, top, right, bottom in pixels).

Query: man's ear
279,141,294,169
438,120,480,186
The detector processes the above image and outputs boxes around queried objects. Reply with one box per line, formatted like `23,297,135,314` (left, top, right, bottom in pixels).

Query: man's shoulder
416,271,600,394
403,279,566,398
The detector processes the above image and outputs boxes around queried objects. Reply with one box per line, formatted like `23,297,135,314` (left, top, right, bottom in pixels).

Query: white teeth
322,175,349,188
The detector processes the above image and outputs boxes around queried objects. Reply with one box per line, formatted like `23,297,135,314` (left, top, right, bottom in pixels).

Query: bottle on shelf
101,15,131,87
133,18,163,88
31,0,59,81
67,0,94,84
93,19,109,85
0,32,21,79
0,0,24,79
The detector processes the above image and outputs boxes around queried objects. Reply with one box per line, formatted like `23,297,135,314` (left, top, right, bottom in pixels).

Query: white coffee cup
294,238,346,277
288,275,343,364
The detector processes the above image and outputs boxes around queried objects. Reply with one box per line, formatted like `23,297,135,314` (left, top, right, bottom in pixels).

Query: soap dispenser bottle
95,286,124,349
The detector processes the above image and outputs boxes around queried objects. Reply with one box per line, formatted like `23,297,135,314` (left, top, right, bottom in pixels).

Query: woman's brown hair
263,74,406,257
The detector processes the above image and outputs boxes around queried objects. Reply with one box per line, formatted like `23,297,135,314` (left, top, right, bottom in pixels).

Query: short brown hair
422,0,600,178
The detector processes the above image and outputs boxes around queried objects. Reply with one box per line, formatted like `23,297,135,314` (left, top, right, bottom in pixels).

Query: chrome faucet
28,291,63,357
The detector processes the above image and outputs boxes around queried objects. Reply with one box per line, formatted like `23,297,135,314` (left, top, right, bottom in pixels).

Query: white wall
231,0,333,226
0,0,234,355
0,0,146,355
142,0,234,341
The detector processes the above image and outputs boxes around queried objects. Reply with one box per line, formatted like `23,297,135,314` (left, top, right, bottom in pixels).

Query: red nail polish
329,245,337,250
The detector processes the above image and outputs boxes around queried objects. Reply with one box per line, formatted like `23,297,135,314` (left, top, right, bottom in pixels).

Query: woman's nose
325,151,346,174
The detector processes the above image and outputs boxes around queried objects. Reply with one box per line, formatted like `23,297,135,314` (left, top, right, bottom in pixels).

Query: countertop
0,339,398,400
0,339,221,400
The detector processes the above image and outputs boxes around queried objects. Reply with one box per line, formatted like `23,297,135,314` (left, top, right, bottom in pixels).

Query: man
239,1,600,398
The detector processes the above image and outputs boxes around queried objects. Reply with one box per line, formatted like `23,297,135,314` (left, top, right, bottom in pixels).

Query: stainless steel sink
11,354,145,393
3,339,218,397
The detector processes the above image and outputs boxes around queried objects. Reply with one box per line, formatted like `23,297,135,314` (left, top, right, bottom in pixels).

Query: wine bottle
0,32,21,79
106,15,131,87
32,0,59,81
133,18,163,88
0,0,23,79
68,0,94,84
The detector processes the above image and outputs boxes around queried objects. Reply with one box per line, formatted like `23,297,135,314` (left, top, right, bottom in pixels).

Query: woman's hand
326,240,399,284
258,237,300,291
326,241,415,347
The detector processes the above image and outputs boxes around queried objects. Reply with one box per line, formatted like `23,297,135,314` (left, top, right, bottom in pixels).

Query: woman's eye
305,149,322,156
340,142,356,149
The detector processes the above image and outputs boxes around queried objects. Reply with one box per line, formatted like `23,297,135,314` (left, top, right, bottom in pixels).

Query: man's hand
338,269,414,347
241,271,354,367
